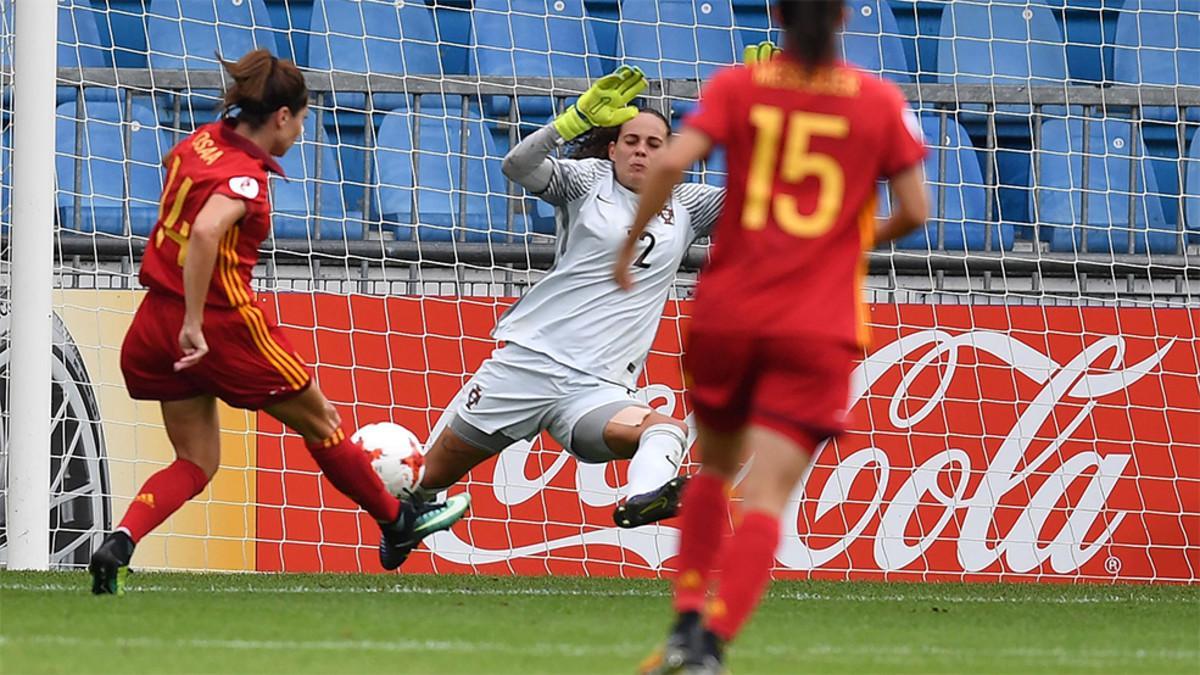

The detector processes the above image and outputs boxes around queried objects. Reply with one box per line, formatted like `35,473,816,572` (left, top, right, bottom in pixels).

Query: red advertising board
254,296,1199,583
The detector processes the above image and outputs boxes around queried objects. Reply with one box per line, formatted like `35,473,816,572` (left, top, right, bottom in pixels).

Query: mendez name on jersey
494,157,721,389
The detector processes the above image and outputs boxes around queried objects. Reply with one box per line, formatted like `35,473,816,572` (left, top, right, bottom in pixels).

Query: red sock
306,428,400,523
672,472,731,614
707,511,780,641
117,458,210,544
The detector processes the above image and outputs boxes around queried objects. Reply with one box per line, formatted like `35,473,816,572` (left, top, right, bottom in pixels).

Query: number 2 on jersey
155,155,194,266
743,106,848,238
633,232,656,269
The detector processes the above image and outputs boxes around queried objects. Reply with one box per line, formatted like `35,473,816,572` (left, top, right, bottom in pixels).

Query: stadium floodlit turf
1,571,1196,674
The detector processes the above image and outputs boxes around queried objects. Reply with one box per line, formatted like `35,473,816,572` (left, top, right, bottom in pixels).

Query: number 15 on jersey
743,106,849,239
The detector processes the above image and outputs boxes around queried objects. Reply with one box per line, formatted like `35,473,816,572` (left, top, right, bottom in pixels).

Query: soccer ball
352,422,426,497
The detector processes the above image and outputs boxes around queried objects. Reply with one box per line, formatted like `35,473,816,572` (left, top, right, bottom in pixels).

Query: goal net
1,0,1197,582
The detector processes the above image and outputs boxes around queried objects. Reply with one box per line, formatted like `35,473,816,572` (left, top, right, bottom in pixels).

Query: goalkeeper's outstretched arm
501,66,647,205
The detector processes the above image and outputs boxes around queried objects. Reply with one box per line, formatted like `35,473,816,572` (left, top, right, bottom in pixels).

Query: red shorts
121,291,312,410
684,331,858,450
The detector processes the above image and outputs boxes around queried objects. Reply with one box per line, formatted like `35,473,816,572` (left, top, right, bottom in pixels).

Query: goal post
5,0,57,571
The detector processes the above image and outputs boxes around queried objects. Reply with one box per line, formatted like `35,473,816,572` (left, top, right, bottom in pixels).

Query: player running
87,50,469,594
617,2,929,671
410,52,770,541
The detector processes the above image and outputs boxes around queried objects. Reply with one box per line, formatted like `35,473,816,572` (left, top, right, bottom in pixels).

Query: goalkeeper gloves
743,40,781,65
553,65,648,141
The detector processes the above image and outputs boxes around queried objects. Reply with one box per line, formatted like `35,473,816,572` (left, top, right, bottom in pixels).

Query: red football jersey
140,118,284,309
685,57,925,346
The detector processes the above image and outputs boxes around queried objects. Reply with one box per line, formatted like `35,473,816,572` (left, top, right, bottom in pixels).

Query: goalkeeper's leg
576,406,689,529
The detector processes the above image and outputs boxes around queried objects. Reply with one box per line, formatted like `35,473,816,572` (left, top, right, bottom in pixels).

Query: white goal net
0,0,1197,583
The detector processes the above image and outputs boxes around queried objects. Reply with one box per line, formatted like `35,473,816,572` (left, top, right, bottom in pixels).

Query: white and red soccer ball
352,422,426,497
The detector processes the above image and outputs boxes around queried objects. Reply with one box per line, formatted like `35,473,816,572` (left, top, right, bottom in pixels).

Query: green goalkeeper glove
743,40,781,65
553,65,648,141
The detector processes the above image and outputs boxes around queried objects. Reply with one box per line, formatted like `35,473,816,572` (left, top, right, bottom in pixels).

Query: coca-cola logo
425,330,1184,579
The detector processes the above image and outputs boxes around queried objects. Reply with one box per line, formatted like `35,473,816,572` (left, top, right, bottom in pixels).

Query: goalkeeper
396,48,777,563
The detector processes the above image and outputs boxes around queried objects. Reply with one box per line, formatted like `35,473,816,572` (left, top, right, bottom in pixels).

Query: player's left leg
267,386,469,571
90,395,221,595
596,407,691,528
697,425,812,665
547,386,690,527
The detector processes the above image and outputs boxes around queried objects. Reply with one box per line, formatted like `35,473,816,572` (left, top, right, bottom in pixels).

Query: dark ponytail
776,0,845,70
220,48,308,128
568,107,671,160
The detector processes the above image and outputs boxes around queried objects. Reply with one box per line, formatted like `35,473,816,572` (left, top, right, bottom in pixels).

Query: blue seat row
59,1,1197,93
33,0,1200,247
49,98,1200,250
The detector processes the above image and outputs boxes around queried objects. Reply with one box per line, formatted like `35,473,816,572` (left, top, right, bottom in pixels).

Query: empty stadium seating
147,0,277,71
6,1,113,105
1034,116,1175,254
30,0,1198,250
618,0,740,82
1111,0,1200,122
375,107,512,242
894,114,1014,251
307,0,444,112
55,101,169,236
271,113,353,240
147,0,279,124
935,0,1070,108
1185,130,1200,235
469,0,603,122
842,0,911,82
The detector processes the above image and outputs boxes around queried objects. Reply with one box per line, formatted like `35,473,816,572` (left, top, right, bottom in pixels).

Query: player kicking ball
617,2,930,672
87,50,469,594
410,49,771,541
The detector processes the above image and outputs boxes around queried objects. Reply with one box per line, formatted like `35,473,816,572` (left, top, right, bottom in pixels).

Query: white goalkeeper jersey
494,156,723,389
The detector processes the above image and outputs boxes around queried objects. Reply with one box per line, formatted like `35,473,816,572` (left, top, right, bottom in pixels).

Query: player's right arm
873,91,929,244
174,194,246,371
876,165,927,244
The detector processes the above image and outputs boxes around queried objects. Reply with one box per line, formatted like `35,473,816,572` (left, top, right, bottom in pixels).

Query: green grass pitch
1,571,1196,674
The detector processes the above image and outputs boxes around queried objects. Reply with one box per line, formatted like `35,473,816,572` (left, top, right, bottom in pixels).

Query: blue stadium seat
147,0,279,121
894,114,1013,251
732,0,910,82
375,107,512,242
1034,117,1175,254
307,0,444,112
1,1,114,104
469,0,603,122
56,101,169,236
842,0,911,82
147,0,277,70
935,0,1069,92
57,0,112,71
271,114,355,240
1112,0,1200,122
1184,130,1200,236
730,0,773,46
617,0,740,82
